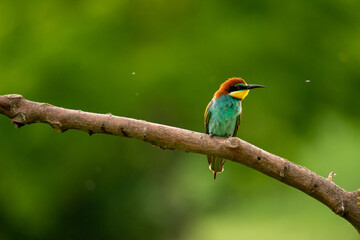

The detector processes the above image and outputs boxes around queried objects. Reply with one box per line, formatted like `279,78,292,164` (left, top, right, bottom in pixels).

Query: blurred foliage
0,0,360,239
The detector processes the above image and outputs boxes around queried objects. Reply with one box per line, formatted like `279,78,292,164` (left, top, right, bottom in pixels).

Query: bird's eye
229,86,237,92
229,84,247,92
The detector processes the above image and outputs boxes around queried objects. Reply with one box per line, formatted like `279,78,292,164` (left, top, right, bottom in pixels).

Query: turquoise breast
208,94,241,137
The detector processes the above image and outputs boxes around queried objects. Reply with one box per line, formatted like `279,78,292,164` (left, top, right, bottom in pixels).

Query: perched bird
204,77,265,179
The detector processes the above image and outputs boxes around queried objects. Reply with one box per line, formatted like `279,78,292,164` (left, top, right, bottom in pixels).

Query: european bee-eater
204,77,265,179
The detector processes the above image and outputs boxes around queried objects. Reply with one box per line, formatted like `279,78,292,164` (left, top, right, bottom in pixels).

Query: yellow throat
229,90,250,100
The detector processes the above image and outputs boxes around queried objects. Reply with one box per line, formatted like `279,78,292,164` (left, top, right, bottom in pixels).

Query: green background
0,0,359,239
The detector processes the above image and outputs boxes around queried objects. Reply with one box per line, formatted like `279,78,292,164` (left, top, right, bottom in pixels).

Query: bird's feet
209,134,215,138
357,197,360,206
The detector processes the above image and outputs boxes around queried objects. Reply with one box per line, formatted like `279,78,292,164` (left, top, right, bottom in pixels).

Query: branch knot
50,122,64,133
333,201,346,216
224,137,240,149
11,112,27,128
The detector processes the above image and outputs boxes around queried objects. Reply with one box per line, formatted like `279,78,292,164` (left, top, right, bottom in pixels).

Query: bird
204,77,265,179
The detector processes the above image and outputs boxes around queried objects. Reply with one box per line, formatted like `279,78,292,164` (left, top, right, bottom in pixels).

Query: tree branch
0,94,359,233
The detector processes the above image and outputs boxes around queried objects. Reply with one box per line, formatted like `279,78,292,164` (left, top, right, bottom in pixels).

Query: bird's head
214,77,265,100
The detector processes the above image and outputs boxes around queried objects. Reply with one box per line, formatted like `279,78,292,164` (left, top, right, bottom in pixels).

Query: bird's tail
207,156,225,180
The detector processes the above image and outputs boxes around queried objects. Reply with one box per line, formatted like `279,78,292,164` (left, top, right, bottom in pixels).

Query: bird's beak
228,84,265,100
246,84,266,90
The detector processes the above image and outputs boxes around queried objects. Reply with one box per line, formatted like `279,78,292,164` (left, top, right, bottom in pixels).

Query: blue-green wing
205,99,226,179
205,100,214,166
232,113,241,137
204,99,213,134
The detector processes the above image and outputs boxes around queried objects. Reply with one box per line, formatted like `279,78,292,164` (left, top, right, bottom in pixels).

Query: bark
0,94,359,233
